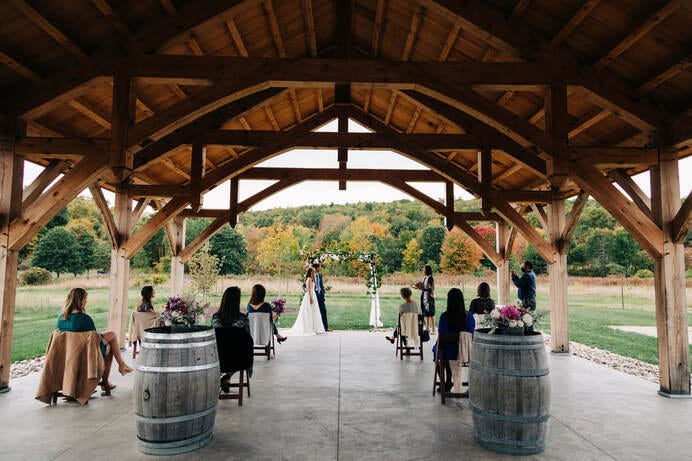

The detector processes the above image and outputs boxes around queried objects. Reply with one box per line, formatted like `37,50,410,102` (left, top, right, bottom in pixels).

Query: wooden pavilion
0,0,689,396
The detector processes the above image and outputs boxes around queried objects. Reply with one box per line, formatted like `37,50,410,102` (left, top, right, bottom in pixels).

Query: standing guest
247,284,287,343
312,263,331,332
212,286,251,393
511,261,537,311
432,288,475,392
385,287,420,344
136,285,155,312
469,282,495,315
413,264,436,334
57,288,133,394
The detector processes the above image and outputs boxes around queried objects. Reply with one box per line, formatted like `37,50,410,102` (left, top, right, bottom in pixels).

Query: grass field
10,275,692,372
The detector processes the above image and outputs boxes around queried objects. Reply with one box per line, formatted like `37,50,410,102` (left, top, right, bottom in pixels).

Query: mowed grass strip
11,283,692,372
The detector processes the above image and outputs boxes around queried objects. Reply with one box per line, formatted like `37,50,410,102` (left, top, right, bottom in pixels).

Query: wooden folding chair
432,332,470,404
249,312,275,360
215,327,253,406
396,313,423,360
128,311,159,359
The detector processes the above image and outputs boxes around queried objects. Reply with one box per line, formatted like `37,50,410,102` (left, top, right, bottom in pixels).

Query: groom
312,262,331,332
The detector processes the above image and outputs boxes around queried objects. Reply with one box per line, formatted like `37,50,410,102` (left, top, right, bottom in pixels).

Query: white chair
127,310,159,359
248,312,275,360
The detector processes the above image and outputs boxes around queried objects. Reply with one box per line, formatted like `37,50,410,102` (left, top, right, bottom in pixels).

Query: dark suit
314,272,329,330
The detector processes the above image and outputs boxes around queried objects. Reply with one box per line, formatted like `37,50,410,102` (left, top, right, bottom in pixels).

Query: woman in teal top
57,288,133,393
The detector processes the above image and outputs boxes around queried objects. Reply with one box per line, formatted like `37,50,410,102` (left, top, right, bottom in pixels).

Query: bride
287,266,325,335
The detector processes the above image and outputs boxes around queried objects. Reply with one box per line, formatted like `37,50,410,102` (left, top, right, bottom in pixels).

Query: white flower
522,313,533,326
517,320,524,328
490,309,501,319
508,320,518,328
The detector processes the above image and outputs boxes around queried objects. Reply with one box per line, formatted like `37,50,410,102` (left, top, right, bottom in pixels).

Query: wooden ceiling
2,0,691,200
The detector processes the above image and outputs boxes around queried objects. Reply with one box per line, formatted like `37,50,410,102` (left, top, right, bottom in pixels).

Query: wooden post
169,216,186,297
547,199,569,353
190,142,206,212
478,146,492,215
108,185,131,345
445,181,454,230
0,118,23,391
650,160,690,396
229,177,238,228
545,80,568,186
336,84,350,191
495,220,511,305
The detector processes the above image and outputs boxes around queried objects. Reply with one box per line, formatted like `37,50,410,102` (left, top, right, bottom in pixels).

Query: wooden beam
263,0,286,58
371,0,385,58
453,217,501,265
90,0,131,36
530,203,548,231
190,142,206,212
548,0,602,48
593,1,681,71
10,1,252,118
0,50,42,83
265,105,280,130
21,160,65,209
129,184,187,198
229,177,239,227
89,184,118,248
288,89,303,124
180,216,227,263
545,80,569,184
608,168,652,219
317,88,324,112
478,146,492,214
124,197,188,259
302,0,318,57
569,147,659,166
402,5,424,60
110,75,135,181
15,137,111,157
568,110,610,139
561,189,588,246
68,99,111,130
133,88,284,170
130,198,150,233
570,158,663,258
9,0,86,58
455,211,500,222
492,200,556,263
225,18,249,57
636,53,692,94
239,167,446,182
159,0,177,15
10,156,109,250
492,190,552,204
672,190,692,243
439,24,460,61
384,93,397,126
382,179,447,215
445,181,454,230
405,106,422,133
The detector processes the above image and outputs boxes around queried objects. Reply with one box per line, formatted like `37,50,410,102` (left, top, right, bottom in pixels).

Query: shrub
20,267,53,285
141,273,169,285
633,269,654,278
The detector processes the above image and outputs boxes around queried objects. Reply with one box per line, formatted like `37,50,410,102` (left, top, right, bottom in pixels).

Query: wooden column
336,84,350,190
169,216,186,297
107,75,135,344
478,146,492,214
545,80,568,186
650,159,690,396
495,220,511,305
445,181,454,230
547,199,569,353
0,118,23,391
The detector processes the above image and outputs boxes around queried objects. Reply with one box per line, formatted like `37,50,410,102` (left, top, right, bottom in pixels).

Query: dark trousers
317,294,329,330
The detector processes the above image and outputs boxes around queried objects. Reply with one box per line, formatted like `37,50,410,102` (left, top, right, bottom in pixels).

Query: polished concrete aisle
1,331,691,460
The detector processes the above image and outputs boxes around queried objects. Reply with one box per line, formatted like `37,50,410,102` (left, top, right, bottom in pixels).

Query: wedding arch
301,245,383,328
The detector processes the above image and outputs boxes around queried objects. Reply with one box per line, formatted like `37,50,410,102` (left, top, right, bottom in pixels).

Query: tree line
19,195,691,283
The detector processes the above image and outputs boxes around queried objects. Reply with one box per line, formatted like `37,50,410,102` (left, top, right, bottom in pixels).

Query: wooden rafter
439,24,460,61
548,0,602,49
15,137,109,156
130,198,150,233
492,200,555,263
180,216,227,263
301,0,317,57
453,217,502,265
561,189,588,247
225,18,249,57
89,184,118,248
608,168,652,219
263,0,286,58
9,0,86,58
384,93,397,126
69,99,111,129
382,179,446,215
592,1,681,71
371,0,385,58
530,203,548,231
239,167,446,182
636,52,692,94
405,106,422,133
316,88,324,112
402,4,424,61
264,105,280,130
90,0,131,36
159,0,178,16
288,89,303,124
0,50,41,83
568,110,610,139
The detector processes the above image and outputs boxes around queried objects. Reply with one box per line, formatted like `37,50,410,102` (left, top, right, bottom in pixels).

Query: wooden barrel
134,326,220,455
469,329,551,455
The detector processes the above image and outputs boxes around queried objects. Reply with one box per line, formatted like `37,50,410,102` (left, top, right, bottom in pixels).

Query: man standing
511,261,536,311
312,262,331,331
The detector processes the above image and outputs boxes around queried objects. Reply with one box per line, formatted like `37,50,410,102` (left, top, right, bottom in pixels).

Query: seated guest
212,286,251,393
136,285,156,312
246,284,287,344
386,287,420,344
433,288,475,392
469,282,495,315
57,288,133,394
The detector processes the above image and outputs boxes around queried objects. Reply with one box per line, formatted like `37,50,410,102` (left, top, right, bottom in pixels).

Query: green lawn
11,284,692,373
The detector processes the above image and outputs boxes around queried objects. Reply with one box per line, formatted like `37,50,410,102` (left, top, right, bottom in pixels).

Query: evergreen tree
33,227,85,276
210,226,248,275
420,225,446,266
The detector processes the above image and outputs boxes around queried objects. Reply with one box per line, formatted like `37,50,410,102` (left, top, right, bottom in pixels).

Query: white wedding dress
287,279,325,336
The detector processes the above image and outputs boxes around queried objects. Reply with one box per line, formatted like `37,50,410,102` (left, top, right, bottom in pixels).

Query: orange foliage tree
440,228,483,274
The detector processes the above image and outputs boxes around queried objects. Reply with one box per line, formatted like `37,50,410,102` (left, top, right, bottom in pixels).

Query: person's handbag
420,329,430,342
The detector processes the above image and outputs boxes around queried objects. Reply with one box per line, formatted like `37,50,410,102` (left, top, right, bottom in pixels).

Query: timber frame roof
1,0,690,210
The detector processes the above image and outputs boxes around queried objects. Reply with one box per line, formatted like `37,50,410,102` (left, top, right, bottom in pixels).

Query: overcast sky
23,119,692,212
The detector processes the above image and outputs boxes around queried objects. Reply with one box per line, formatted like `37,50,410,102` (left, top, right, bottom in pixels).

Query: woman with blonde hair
57,288,133,394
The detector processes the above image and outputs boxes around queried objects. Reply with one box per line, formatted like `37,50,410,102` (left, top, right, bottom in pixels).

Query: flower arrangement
270,297,287,324
160,296,207,328
485,305,537,334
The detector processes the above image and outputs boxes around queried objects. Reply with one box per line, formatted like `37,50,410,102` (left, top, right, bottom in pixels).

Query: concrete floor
1,331,691,461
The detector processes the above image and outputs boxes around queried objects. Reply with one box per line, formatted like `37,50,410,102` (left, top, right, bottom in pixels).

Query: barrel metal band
136,362,219,373
471,405,550,423
135,404,217,425
473,342,545,350
469,362,549,377
137,428,213,455
475,435,545,455
144,330,215,340
142,339,216,349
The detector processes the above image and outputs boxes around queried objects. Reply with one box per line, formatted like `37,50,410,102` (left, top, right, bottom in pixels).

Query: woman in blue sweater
433,288,474,391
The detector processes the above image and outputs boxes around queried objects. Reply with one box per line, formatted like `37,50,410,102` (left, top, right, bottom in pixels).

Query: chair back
35,330,105,405
215,327,254,374
248,312,273,346
399,312,420,347
128,310,159,343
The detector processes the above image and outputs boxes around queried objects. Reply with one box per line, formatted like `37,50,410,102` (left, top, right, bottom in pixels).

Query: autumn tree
440,228,482,274
255,225,301,276
402,238,423,273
